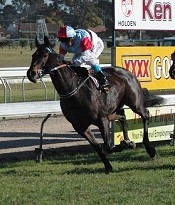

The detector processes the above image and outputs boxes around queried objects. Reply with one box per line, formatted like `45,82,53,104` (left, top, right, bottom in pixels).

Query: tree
50,0,105,28
0,0,6,5
3,5,17,24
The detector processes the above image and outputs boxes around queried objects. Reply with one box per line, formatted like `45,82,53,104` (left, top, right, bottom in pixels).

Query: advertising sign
114,105,175,145
116,46,175,90
114,0,175,30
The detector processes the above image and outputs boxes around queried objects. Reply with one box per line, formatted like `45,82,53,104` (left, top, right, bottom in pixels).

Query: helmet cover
57,25,76,39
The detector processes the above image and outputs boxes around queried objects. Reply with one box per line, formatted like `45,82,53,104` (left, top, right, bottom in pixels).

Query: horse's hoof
105,165,113,173
111,145,124,152
103,145,124,154
147,146,156,158
128,141,136,149
120,140,128,148
120,140,136,150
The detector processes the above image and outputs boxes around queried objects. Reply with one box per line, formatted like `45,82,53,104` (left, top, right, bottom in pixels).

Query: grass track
0,145,175,205
0,46,111,67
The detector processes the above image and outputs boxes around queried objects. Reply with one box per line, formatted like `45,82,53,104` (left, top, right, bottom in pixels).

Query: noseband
38,46,56,76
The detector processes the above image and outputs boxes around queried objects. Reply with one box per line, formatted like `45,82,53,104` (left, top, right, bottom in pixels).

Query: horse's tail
142,88,166,107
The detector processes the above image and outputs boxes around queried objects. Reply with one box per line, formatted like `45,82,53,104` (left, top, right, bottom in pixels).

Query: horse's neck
50,66,78,95
46,54,77,94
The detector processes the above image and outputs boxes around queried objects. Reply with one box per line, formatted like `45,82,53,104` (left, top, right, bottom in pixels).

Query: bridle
37,46,91,99
32,46,57,76
42,46,57,75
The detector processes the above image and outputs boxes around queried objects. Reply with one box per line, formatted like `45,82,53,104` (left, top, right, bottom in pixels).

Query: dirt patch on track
0,115,101,162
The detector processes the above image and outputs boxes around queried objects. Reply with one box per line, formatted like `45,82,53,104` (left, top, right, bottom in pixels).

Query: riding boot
96,70,110,92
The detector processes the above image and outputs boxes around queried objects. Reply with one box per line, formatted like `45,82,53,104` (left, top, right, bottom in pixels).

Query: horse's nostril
31,71,36,76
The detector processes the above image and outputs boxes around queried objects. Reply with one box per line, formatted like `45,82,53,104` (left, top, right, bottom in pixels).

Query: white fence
0,65,111,103
0,67,52,103
0,100,62,119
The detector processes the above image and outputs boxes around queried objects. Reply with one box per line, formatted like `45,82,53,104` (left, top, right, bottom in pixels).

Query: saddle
69,65,107,91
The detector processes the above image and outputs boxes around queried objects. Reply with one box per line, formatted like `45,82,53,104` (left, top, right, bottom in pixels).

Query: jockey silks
58,29,104,67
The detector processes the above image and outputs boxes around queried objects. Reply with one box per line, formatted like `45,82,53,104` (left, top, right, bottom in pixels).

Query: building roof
0,27,7,34
19,23,59,33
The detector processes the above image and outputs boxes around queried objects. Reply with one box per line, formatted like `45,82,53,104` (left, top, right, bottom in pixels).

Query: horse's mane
69,65,89,77
61,60,89,77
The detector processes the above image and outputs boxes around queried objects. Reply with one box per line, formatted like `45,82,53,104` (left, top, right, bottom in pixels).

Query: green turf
0,145,175,205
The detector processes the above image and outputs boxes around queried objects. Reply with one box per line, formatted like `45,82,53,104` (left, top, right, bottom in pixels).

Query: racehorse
27,36,165,172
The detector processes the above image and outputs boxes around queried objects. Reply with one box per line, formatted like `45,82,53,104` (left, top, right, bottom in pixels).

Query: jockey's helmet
57,26,76,42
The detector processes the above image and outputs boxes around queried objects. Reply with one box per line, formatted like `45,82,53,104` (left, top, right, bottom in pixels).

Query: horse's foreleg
74,126,113,173
142,108,156,158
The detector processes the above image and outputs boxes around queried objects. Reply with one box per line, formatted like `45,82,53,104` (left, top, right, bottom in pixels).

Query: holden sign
114,0,175,30
121,0,133,17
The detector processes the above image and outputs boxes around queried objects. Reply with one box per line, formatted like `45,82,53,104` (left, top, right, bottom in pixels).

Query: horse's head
169,51,175,80
27,36,59,83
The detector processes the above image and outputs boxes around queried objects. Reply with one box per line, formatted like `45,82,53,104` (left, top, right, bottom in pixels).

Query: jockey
56,25,110,92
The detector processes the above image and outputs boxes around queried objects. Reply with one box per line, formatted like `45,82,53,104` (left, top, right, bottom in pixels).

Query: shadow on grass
0,133,174,174
0,131,86,149
62,163,175,175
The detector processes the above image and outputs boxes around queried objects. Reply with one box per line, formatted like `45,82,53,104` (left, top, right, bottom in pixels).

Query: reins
59,77,89,99
51,64,68,71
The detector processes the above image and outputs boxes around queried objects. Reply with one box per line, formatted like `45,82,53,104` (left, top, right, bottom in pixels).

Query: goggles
59,38,72,43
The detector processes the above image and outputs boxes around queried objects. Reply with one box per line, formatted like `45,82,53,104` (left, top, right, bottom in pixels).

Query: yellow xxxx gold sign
116,47,175,90
121,54,152,82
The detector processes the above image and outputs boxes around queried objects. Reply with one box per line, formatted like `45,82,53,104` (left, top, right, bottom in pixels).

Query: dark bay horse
27,36,165,172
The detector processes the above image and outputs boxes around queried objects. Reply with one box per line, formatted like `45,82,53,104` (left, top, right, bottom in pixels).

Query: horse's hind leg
73,125,113,173
132,106,156,158
116,109,136,149
142,108,156,157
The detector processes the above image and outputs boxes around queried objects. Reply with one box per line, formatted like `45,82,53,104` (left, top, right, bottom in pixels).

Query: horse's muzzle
27,68,43,83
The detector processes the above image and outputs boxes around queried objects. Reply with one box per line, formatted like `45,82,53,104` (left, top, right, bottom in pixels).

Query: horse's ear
35,36,40,48
44,35,50,47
